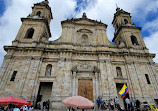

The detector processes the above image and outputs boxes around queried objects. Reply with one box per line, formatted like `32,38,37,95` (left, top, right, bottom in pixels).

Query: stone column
95,72,99,98
72,72,77,96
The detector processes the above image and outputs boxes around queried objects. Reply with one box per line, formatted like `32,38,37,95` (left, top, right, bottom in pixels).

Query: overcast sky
0,0,158,67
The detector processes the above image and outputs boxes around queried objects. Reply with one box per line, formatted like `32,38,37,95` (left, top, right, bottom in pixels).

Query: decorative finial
116,7,120,11
116,3,118,8
82,12,87,18
44,0,49,4
115,3,120,11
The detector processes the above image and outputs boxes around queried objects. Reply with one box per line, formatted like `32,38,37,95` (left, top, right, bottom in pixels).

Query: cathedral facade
0,0,158,109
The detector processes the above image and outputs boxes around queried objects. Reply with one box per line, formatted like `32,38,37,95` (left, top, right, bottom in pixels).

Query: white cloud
0,0,158,67
143,18,158,33
144,32,158,63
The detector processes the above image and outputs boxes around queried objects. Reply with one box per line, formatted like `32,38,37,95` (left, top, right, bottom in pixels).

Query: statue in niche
81,61,89,69
116,67,122,78
82,34,88,45
45,64,52,76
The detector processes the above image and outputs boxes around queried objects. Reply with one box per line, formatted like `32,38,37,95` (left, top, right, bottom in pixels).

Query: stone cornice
4,46,156,59
48,41,116,47
114,77,128,83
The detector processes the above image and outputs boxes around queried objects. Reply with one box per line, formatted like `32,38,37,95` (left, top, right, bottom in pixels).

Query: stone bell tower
112,7,148,52
12,0,53,47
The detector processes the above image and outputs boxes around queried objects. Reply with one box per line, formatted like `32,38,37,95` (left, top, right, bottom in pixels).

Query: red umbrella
0,96,29,107
62,96,94,109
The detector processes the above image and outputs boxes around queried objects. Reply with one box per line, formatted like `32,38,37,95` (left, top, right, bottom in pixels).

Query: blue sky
0,0,5,17
0,0,158,66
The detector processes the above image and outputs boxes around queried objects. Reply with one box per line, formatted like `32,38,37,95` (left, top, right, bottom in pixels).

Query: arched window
116,67,122,78
124,19,128,24
36,11,41,17
145,74,151,84
10,71,17,81
131,35,139,45
82,34,88,45
45,64,52,76
25,28,34,39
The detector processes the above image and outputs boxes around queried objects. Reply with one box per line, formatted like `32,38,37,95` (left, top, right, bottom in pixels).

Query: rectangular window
145,74,151,84
10,71,17,81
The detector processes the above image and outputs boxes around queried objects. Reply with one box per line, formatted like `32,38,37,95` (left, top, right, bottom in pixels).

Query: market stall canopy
0,96,29,107
62,96,94,109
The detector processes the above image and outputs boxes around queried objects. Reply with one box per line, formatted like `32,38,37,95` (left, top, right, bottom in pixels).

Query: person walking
96,96,101,109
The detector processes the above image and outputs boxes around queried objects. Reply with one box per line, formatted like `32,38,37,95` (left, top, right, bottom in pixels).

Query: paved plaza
35,109,116,111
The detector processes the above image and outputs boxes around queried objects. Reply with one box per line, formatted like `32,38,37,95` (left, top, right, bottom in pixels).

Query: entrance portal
36,82,53,104
116,83,129,109
155,99,158,107
78,79,93,101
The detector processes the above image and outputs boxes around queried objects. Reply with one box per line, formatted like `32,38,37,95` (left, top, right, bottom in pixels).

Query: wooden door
78,79,93,101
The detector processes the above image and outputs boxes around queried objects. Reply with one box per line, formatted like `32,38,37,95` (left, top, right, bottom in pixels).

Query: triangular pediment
61,13,107,26
62,18,107,27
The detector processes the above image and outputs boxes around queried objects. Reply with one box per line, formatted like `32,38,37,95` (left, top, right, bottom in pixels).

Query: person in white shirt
29,106,33,111
13,107,20,111
125,98,130,111
23,105,28,111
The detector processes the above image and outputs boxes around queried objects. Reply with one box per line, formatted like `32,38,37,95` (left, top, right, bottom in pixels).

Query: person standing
136,99,140,111
125,98,130,111
101,100,105,111
110,98,114,110
108,100,111,110
114,97,120,109
13,107,20,111
130,100,134,111
96,96,101,109
43,101,46,109
23,105,28,111
29,106,33,111
105,100,109,110
46,100,50,110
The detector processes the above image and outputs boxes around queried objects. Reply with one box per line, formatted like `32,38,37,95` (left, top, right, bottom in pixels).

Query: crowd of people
36,100,50,110
0,100,50,111
96,96,142,111
0,104,33,111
